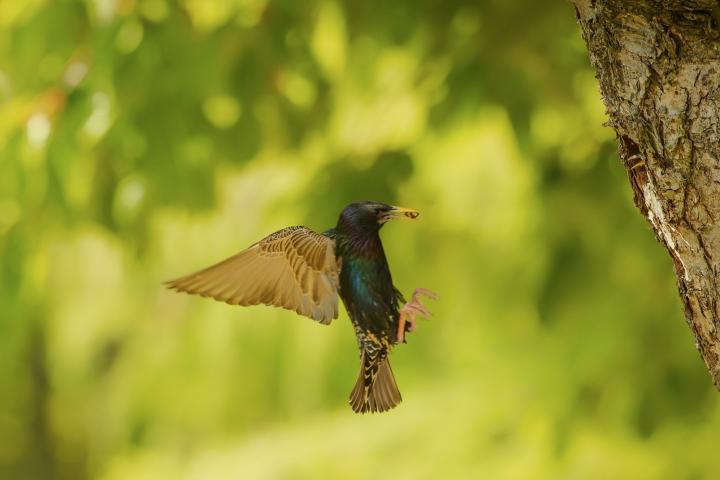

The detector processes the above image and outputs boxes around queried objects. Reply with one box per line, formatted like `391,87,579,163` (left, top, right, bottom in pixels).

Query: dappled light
1,1,718,479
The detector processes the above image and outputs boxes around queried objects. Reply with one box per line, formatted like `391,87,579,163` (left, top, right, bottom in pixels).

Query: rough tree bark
573,0,720,388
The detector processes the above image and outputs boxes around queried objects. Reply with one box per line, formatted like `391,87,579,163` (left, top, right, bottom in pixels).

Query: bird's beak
380,206,420,223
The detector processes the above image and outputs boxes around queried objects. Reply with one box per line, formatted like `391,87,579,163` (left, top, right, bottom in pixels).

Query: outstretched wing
166,226,340,324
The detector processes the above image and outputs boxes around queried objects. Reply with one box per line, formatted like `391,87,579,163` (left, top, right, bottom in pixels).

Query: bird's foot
396,288,438,343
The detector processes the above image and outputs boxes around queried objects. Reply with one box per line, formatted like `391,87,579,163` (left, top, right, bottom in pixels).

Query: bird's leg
396,288,438,343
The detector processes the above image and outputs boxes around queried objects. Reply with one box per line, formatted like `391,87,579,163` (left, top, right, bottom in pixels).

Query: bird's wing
166,226,340,324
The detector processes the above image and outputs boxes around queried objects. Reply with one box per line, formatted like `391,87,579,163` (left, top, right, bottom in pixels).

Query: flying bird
166,201,437,413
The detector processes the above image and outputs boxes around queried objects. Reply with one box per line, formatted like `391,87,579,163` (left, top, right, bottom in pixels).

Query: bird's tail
349,350,402,413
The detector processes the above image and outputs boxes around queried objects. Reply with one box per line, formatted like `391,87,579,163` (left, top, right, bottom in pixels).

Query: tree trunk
573,0,720,388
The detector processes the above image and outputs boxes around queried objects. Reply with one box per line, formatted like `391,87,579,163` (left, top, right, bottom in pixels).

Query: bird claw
396,288,438,343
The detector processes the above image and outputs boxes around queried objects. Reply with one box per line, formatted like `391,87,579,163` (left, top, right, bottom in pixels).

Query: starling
166,201,437,413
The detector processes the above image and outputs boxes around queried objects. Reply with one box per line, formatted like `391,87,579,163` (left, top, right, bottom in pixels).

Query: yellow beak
382,206,420,222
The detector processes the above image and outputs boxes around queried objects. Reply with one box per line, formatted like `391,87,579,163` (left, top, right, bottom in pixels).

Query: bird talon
396,288,438,343
413,288,439,301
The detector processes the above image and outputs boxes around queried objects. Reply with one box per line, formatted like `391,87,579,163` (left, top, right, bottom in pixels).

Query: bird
165,201,437,413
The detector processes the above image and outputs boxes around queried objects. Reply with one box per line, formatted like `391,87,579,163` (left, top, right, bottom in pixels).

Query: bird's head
338,201,419,233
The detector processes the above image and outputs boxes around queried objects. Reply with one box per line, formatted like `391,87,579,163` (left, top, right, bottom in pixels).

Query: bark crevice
574,0,720,387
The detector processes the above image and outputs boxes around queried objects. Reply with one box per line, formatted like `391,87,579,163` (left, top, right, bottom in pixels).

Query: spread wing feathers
165,226,340,324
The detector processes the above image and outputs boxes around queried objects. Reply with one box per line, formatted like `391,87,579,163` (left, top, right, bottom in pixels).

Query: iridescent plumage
166,201,434,413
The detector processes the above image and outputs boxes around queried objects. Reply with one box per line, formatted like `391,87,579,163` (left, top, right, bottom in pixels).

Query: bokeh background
2,0,719,479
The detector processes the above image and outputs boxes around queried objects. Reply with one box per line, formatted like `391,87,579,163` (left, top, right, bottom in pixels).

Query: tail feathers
349,351,402,413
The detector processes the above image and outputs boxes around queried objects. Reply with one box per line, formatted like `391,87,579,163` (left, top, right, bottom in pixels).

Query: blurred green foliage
1,0,719,479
